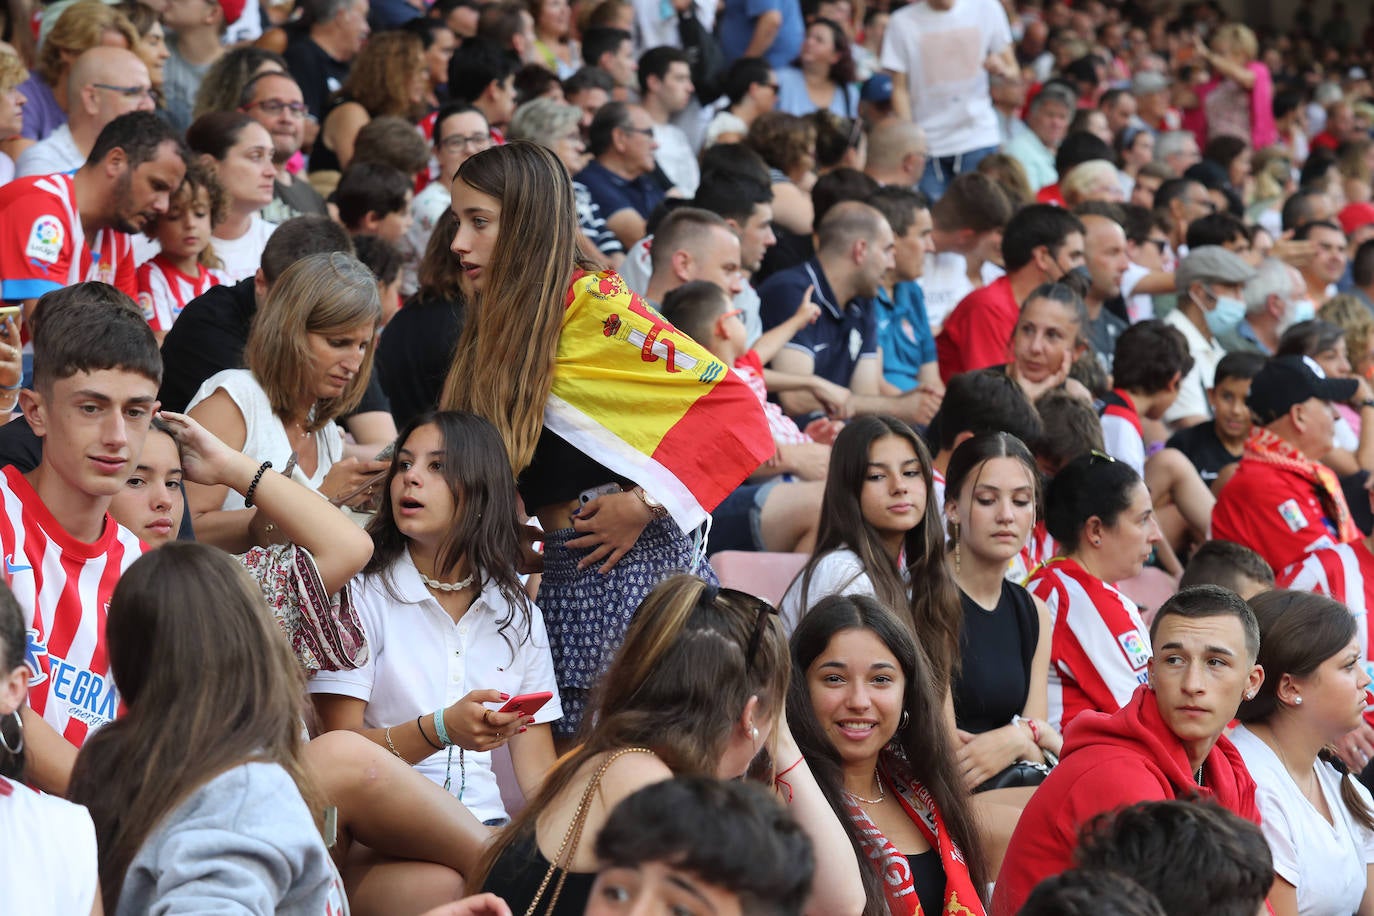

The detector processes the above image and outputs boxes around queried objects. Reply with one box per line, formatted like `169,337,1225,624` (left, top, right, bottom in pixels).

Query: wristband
243,460,272,508
0,383,20,391
417,715,443,751
433,708,454,747
1013,714,1041,747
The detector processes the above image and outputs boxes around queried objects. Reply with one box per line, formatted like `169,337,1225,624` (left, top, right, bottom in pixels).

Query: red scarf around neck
1244,426,1359,544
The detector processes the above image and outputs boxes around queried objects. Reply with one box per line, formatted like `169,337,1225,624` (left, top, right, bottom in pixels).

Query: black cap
1247,355,1359,425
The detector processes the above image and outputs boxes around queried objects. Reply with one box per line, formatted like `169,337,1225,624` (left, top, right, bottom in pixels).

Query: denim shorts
707,479,781,554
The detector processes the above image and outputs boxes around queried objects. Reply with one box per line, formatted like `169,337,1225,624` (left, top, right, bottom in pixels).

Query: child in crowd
1179,540,1274,599
136,161,227,341
1101,320,1214,569
311,411,562,827
660,280,835,554
1166,351,1265,490
587,777,815,916
5,283,160,792
335,161,415,245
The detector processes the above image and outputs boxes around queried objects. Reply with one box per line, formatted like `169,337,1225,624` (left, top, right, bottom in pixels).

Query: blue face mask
1204,294,1247,335
1280,298,1317,333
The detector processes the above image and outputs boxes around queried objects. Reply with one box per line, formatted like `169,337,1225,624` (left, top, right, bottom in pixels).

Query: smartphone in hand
498,691,553,717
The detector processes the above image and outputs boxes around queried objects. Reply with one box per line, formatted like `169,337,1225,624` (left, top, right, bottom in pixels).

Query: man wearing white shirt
1164,246,1256,429
639,46,699,196
880,0,1016,201
17,48,154,178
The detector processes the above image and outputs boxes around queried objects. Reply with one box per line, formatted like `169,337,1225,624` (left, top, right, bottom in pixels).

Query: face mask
1204,294,1247,335
1278,298,1316,334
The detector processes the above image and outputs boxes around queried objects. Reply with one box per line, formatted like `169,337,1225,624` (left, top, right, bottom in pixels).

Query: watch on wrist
634,486,669,520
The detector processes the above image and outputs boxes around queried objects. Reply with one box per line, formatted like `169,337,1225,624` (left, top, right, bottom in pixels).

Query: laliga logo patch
24,216,63,264
1277,499,1306,533
1117,631,1150,670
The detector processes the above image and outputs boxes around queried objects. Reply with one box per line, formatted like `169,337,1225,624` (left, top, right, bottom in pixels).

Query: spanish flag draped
545,269,774,532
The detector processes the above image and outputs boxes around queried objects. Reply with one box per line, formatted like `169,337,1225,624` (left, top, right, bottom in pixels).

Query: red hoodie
990,685,1260,915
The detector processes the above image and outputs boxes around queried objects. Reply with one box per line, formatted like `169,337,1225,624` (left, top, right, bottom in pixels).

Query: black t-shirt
375,294,465,428
282,35,351,122
158,277,390,418
517,427,629,512
1166,421,1241,484
952,581,1037,735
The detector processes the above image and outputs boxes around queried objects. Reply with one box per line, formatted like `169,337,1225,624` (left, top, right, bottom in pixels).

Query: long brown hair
364,411,533,662
245,251,381,431
1238,589,1374,832
788,595,991,900
67,543,321,911
472,574,791,887
340,30,427,122
439,141,596,474
791,415,964,685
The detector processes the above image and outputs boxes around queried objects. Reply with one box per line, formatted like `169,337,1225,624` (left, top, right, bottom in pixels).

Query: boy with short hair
660,280,833,554
1166,351,1265,488
9,283,160,786
588,776,814,916
1180,540,1274,599
334,162,415,244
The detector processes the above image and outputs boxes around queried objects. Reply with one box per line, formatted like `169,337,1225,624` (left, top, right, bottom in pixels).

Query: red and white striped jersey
136,255,222,332
0,466,147,746
1007,520,1056,585
1028,556,1152,733
1280,541,1374,719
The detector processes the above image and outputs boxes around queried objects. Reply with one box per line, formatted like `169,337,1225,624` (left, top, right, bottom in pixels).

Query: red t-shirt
935,276,1017,382
1212,457,1349,574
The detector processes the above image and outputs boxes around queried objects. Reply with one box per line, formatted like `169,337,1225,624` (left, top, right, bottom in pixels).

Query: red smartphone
498,691,553,717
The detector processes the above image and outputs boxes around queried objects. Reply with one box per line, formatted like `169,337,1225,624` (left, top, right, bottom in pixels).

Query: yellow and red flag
545,269,773,532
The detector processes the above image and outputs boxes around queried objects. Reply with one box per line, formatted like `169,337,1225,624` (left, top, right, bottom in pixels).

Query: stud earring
751,726,759,742
1244,691,1254,700
1294,695,1302,706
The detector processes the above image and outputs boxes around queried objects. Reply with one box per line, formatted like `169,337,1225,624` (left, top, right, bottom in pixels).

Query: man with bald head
645,208,745,304
758,201,941,426
1080,211,1131,371
864,120,928,189
17,46,154,177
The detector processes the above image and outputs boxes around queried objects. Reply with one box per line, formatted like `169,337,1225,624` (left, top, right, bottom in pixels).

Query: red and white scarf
844,753,985,916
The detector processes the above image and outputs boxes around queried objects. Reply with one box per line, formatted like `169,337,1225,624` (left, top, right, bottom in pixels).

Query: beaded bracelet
417,715,443,751
243,460,272,508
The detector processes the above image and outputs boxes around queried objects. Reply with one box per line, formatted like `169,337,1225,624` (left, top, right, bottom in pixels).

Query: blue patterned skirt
539,517,717,737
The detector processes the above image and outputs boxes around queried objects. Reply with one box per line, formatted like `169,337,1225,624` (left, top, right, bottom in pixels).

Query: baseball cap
1339,202,1374,236
861,73,892,104
1131,72,1170,95
1247,355,1358,425
1175,246,1257,290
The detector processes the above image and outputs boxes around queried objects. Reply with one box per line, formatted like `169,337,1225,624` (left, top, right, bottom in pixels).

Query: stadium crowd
3,0,1374,912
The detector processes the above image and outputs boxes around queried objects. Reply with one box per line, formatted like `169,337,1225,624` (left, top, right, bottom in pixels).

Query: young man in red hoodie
991,584,1265,915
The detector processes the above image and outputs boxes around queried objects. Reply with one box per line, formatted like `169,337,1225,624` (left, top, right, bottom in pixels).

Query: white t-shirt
1120,261,1155,323
0,775,99,914
308,553,563,824
186,369,344,509
1232,725,1374,916
15,123,82,177
879,0,1011,157
653,123,700,197
780,548,877,634
212,214,279,283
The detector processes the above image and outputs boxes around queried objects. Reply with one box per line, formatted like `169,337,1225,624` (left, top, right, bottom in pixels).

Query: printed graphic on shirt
1278,498,1307,533
1117,631,1151,670
24,216,63,263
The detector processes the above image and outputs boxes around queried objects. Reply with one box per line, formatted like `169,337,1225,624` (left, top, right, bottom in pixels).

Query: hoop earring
0,710,23,755
899,710,909,730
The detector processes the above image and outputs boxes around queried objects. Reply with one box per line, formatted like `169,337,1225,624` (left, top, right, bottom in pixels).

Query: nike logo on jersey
5,554,31,573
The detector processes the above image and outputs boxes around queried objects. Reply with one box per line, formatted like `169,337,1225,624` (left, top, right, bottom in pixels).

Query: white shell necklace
419,571,476,592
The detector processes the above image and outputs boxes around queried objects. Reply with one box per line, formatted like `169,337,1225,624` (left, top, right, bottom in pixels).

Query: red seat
710,551,808,607
1116,567,1180,626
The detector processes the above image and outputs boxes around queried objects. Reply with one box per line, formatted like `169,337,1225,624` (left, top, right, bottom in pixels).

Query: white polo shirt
309,553,562,824
1163,307,1227,424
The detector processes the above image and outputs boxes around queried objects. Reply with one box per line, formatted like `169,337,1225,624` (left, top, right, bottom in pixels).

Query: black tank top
482,830,595,916
952,580,1038,734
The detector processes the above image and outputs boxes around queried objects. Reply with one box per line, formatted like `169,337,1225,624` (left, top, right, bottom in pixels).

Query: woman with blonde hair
441,142,772,740
1321,294,1374,381
186,251,388,551
0,48,27,184
1196,23,1276,149
8,0,137,155
312,31,428,179
1060,159,1124,209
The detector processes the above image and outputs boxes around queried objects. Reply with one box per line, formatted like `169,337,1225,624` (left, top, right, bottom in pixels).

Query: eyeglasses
1188,196,1217,213
242,99,308,117
720,308,744,321
617,124,655,137
439,133,492,152
93,83,159,103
